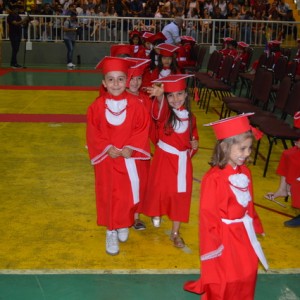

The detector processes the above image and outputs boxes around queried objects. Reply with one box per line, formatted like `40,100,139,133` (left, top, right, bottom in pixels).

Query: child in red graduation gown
184,113,268,299
265,111,300,227
143,43,181,87
176,35,197,72
151,43,181,80
129,29,146,59
219,37,234,56
125,58,154,230
86,56,150,256
141,31,155,59
233,41,250,72
140,74,199,248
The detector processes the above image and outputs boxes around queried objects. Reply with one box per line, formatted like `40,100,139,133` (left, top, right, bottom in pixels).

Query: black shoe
11,64,23,69
133,219,146,230
284,215,300,227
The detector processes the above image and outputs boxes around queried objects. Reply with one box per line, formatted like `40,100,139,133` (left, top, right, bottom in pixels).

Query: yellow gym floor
0,68,299,277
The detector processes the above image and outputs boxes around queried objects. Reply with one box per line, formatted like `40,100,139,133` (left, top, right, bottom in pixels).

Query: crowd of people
1,0,298,43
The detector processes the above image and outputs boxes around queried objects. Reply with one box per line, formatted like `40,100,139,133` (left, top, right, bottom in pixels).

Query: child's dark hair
157,54,179,74
209,130,253,168
149,39,166,70
163,91,192,136
129,34,142,45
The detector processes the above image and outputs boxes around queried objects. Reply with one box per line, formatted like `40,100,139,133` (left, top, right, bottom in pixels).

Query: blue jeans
63,39,75,64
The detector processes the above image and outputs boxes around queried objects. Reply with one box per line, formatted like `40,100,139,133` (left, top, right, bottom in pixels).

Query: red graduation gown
134,90,153,206
276,146,300,208
184,164,265,300
86,91,150,230
139,97,199,222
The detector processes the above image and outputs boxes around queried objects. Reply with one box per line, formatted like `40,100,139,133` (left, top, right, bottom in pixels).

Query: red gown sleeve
86,97,112,164
200,170,224,260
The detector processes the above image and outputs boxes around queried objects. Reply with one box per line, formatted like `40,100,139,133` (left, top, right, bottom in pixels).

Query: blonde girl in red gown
184,113,268,299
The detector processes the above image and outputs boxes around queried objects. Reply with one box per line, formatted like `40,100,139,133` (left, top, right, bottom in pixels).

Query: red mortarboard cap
268,40,282,47
129,29,141,39
294,111,300,129
151,74,194,93
204,113,255,140
95,56,136,74
110,44,134,57
142,31,154,41
237,41,249,48
125,58,151,77
147,32,167,44
180,35,196,44
155,43,180,57
222,37,233,43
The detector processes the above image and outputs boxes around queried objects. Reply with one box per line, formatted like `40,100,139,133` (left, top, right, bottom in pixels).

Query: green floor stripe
0,274,299,300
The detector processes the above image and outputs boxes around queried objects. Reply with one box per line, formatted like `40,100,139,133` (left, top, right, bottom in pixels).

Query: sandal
264,192,289,202
170,232,185,248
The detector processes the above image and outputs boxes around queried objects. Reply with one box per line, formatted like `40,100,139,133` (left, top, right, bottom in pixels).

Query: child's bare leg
170,221,185,248
265,176,290,200
134,212,139,220
171,221,181,234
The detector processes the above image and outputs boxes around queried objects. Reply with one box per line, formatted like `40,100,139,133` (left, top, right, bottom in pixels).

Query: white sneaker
67,63,76,68
117,228,129,242
152,217,161,228
106,230,119,255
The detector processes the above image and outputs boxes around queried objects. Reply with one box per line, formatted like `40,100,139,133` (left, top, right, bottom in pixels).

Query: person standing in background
7,4,31,68
162,17,183,45
63,11,78,69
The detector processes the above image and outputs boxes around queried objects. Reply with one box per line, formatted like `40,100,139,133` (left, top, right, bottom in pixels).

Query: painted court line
1,68,100,73
0,113,86,123
0,85,99,91
0,269,299,275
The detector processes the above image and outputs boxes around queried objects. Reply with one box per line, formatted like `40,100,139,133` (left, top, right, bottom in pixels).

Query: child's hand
107,146,122,158
190,137,198,150
147,83,164,98
122,147,133,158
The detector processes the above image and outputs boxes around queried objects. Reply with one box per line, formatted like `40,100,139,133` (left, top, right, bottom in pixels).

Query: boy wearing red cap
184,113,268,299
265,111,300,227
140,74,199,248
87,56,151,255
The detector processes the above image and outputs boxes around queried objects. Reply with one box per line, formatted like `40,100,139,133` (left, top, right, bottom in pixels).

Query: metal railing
1,14,299,46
